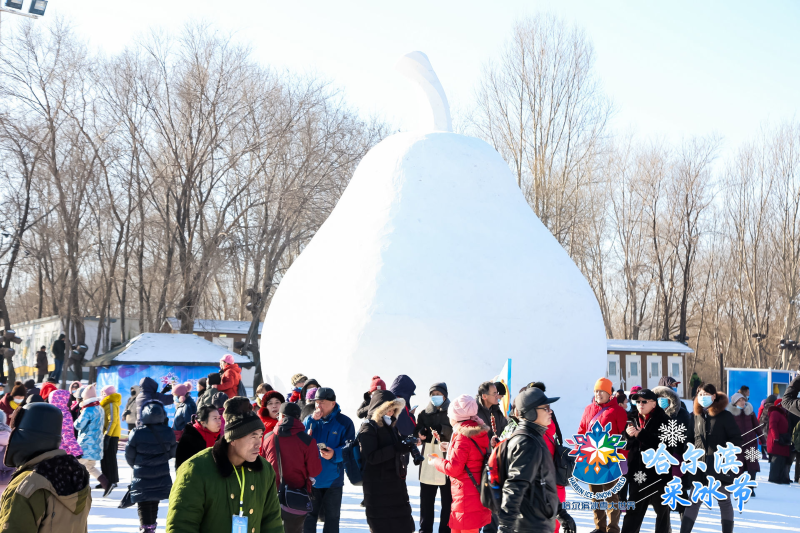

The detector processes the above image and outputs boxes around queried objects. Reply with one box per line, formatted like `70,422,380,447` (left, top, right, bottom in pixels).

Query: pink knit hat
447,394,483,424
173,382,190,397
101,385,116,397
221,354,235,365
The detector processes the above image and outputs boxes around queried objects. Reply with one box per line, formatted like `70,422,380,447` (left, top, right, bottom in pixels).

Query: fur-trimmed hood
368,389,406,427
727,401,754,417
694,391,728,417
370,397,406,427
453,418,489,437
652,386,681,417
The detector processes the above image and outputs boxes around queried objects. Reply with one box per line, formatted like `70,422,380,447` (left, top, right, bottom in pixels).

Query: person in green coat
166,396,284,533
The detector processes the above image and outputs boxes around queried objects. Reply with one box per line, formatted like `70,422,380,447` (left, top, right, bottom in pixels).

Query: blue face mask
699,395,713,408
657,397,670,409
671,387,678,393
431,396,445,407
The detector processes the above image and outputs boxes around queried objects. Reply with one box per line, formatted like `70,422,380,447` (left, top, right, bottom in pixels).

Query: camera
400,435,424,465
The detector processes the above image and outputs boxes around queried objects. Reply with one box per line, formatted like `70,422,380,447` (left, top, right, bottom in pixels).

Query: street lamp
1,0,45,18
28,0,45,15
4,1,23,10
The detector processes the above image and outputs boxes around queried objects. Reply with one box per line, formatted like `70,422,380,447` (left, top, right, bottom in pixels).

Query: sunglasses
635,400,654,405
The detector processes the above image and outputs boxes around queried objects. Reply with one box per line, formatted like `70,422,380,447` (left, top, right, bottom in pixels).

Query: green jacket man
167,396,284,533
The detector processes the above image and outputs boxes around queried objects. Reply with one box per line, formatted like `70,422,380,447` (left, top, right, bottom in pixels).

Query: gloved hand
363,391,371,402
556,508,576,533
161,384,172,394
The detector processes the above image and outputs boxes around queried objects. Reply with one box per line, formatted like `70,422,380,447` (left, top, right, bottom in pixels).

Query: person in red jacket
217,354,242,399
429,394,492,533
263,401,322,533
767,399,791,484
258,390,285,436
577,377,627,533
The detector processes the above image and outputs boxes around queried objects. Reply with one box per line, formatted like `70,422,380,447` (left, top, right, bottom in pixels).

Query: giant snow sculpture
260,51,606,433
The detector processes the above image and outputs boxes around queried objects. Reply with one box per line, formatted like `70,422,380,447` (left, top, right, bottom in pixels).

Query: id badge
232,515,248,533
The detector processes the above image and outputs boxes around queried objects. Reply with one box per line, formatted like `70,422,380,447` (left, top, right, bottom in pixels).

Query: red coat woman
767,400,791,457
217,354,242,399
430,394,491,533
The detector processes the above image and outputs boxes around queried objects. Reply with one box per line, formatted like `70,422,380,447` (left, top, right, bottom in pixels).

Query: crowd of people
0,354,797,533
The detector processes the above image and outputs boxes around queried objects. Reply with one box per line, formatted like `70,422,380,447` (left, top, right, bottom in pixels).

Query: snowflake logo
659,420,687,447
745,447,760,463
634,471,647,484
160,372,179,386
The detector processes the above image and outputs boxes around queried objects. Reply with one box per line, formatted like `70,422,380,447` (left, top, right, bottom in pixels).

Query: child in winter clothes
135,377,174,428
217,354,242,399
126,400,177,533
74,383,111,493
172,382,196,440
0,411,14,497
287,373,308,403
0,382,25,417
429,394,492,533
49,388,83,457
100,384,122,495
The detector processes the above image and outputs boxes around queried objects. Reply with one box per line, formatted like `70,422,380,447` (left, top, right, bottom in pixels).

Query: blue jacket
173,394,197,432
126,401,177,503
75,403,105,461
303,404,355,488
390,375,417,436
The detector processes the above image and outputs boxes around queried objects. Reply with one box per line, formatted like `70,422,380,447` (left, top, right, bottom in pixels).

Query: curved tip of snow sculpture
260,52,606,434
394,51,453,133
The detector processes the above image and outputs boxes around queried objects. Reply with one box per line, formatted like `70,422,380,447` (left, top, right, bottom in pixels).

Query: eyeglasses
536,405,552,413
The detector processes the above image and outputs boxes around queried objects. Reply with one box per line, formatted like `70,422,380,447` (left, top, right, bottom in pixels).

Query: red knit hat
369,376,386,393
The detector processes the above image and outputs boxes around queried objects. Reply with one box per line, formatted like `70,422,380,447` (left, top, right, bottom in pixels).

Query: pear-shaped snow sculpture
261,52,606,433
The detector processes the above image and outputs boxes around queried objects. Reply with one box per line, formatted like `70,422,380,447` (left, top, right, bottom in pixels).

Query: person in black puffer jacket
621,389,678,533
135,377,173,428
175,405,221,470
126,400,177,533
359,389,415,533
681,384,742,533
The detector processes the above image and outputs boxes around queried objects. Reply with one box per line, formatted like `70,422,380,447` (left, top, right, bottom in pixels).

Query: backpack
237,379,247,398
342,420,375,486
475,430,538,513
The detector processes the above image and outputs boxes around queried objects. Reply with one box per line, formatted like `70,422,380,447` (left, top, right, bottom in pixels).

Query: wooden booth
606,340,694,398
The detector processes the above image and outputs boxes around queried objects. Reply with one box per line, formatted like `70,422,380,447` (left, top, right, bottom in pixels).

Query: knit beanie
369,376,386,393
594,378,613,395
24,379,36,390
101,385,116,397
429,382,448,397
81,384,98,400
291,373,308,387
173,383,189,398
207,372,221,386
223,397,264,442
447,394,482,424
221,354,235,365
10,382,26,398
306,388,319,401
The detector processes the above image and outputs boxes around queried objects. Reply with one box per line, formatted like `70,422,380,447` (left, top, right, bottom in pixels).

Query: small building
9,315,140,381
160,318,262,351
90,333,254,426
726,367,798,419
606,339,694,398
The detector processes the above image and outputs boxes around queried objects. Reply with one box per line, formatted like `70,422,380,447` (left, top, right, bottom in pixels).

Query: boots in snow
679,517,695,533
97,474,110,494
721,519,734,533
103,482,118,498
139,525,157,533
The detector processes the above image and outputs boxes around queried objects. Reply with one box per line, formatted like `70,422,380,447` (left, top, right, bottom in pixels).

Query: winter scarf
192,421,220,449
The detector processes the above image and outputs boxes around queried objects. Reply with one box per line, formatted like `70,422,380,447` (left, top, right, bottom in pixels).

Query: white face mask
383,415,393,426
13,397,24,403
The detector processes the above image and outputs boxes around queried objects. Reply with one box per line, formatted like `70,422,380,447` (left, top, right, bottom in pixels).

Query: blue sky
3,0,799,155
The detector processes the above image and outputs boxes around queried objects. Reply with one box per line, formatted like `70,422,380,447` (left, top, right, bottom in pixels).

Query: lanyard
232,466,246,517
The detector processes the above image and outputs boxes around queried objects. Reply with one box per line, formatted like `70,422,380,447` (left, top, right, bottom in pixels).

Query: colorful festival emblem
566,421,626,485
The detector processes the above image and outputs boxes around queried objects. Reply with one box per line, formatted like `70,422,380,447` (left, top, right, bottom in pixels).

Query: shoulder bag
276,435,314,513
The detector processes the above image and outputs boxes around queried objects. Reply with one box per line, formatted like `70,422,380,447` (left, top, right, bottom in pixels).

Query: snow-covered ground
87,450,799,532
